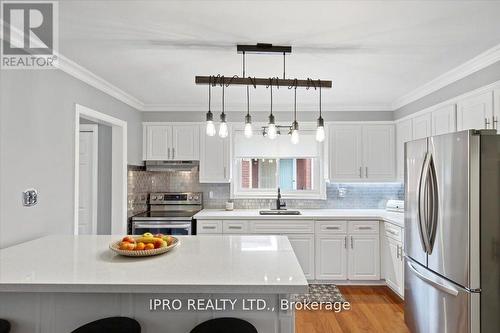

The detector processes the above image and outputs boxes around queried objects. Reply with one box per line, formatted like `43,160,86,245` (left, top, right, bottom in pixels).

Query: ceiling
58,0,500,112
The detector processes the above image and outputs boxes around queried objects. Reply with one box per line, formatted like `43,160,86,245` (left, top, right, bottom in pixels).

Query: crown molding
391,43,500,110
141,103,391,112
57,55,144,110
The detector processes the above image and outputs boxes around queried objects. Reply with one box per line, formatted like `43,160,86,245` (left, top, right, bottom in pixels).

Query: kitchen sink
259,210,301,215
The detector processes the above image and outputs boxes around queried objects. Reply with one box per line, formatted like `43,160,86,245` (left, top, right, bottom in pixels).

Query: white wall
0,69,142,248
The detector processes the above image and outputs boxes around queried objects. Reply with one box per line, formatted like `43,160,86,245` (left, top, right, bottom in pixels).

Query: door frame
74,104,127,235
79,124,99,235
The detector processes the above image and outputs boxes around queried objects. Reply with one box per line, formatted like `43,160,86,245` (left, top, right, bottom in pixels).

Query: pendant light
244,85,253,138
315,81,325,142
267,79,277,139
291,85,299,144
219,84,228,138
205,79,216,136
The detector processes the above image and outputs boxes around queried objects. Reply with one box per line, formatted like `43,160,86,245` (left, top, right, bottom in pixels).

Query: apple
122,236,135,243
135,242,146,251
143,232,154,238
145,243,155,250
154,233,164,239
153,239,167,249
162,235,173,246
119,241,131,250
125,242,136,251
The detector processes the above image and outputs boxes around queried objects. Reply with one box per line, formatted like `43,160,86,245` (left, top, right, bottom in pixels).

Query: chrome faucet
275,187,287,210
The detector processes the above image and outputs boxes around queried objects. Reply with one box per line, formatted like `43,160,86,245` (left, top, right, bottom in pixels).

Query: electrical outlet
209,191,214,199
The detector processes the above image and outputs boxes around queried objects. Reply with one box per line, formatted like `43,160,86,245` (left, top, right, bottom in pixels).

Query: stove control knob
188,196,193,200
151,196,157,200
194,195,199,201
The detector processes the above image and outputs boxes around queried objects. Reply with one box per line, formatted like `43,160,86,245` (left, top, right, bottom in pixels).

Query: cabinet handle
359,167,362,178
387,229,397,235
224,167,227,179
228,226,242,229
358,226,372,230
396,245,400,259
344,236,347,249
203,226,216,229
172,148,175,159
494,116,498,129
365,167,368,178
485,118,491,129
326,226,340,230
168,148,171,159
351,236,354,249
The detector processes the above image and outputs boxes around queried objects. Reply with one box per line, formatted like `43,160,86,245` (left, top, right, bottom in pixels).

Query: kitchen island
0,235,307,333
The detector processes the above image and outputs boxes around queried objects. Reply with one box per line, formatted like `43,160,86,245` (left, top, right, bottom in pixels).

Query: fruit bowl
109,236,179,257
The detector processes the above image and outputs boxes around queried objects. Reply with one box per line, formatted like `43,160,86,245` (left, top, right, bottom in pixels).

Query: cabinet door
431,104,456,136
412,113,432,140
287,234,315,280
362,124,395,180
145,125,172,160
172,125,199,160
199,126,230,183
329,124,363,181
384,236,403,296
494,89,500,133
348,234,380,280
315,234,347,280
457,91,494,131
396,119,413,180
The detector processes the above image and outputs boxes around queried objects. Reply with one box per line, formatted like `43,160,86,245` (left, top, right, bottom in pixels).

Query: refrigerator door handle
418,152,432,254
407,261,459,296
427,154,439,254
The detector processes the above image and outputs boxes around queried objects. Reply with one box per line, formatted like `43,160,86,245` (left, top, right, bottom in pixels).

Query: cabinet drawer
251,220,314,234
348,220,379,234
384,222,403,242
316,221,347,234
197,220,222,234
223,220,249,234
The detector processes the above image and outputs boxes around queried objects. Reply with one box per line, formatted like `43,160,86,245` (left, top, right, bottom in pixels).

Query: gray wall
142,110,394,122
0,69,142,248
395,61,500,119
96,124,112,235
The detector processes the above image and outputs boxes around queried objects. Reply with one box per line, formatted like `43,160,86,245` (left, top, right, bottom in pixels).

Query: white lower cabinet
383,222,404,297
286,234,315,280
315,234,347,280
384,236,404,296
348,234,380,280
315,220,380,281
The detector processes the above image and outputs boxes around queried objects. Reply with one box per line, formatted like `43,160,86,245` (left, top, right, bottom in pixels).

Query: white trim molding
392,44,500,110
141,103,392,112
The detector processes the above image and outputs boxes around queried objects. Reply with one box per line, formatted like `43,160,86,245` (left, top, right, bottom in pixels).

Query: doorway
74,104,127,235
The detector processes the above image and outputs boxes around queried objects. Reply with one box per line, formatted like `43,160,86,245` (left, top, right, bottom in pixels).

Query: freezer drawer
405,258,479,333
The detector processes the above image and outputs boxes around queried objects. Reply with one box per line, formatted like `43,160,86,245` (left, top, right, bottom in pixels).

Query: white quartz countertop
194,209,404,228
0,235,308,294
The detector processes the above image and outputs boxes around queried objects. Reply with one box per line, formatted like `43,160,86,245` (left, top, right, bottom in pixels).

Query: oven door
132,220,192,235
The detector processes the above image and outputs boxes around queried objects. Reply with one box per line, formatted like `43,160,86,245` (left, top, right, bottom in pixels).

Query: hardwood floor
296,286,409,333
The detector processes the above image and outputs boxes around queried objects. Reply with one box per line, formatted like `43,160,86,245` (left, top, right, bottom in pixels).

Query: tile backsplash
128,166,404,215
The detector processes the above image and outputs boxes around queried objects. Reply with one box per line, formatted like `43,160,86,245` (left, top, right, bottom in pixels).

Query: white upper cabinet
171,125,199,160
199,125,230,183
329,124,363,180
494,89,500,133
144,124,200,161
457,91,494,131
362,125,395,180
145,125,172,160
328,123,395,181
395,119,413,180
431,104,456,136
412,113,432,140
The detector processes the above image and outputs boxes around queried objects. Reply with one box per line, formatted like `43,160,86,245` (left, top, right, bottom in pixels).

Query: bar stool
190,318,257,333
71,317,140,333
0,319,10,333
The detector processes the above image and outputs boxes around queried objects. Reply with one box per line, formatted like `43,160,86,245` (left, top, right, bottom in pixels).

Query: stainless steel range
131,192,202,235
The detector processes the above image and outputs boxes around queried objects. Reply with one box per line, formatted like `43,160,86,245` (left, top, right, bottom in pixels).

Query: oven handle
133,223,191,229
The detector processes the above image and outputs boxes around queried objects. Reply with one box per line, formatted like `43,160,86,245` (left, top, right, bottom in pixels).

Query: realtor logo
1,1,58,69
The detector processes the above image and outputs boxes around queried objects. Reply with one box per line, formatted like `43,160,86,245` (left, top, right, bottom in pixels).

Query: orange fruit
135,242,146,251
145,243,155,250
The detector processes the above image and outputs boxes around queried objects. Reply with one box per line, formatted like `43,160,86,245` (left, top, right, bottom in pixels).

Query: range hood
145,160,199,172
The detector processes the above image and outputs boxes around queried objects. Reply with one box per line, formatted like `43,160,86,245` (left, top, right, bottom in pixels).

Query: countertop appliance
404,130,499,333
131,192,202,235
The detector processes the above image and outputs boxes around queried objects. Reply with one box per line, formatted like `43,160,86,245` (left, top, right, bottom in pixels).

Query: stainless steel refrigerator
404,130,500,333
